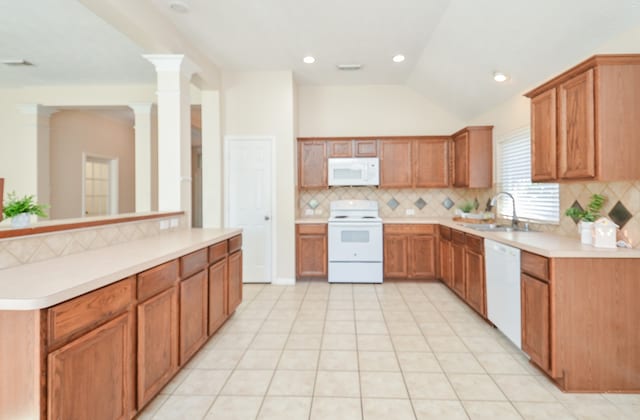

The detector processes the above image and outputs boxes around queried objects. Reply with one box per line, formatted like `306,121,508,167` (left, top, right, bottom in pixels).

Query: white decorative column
201,90,223,228
129,103,153,212
144,54,196,225
16,104,56,208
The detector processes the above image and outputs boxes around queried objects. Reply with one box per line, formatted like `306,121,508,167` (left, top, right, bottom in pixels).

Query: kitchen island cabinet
525,54,640,182
0,229,242,420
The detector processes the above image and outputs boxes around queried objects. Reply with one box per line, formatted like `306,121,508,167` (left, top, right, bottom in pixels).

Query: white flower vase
11,213,31,228
578,221,594,245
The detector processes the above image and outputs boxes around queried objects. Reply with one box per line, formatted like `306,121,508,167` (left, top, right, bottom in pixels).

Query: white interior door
225,137,273,283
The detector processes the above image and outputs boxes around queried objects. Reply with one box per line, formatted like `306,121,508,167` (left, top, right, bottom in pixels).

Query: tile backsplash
0,214,187,270
298,180,640,247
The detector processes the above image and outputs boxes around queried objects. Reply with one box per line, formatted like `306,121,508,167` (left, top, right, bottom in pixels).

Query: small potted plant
565,193,605,245
2,191,48,228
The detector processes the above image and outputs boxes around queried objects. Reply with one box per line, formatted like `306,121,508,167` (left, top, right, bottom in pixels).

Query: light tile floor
139,281,640,420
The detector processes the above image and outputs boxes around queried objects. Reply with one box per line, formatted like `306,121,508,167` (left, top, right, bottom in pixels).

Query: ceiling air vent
336,64,362,71
2,59,34,66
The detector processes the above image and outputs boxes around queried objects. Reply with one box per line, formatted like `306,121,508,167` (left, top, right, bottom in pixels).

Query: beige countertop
295,217,640,258
0,228,241,310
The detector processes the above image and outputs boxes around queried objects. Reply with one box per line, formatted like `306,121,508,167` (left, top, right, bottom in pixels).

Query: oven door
328,222,382,262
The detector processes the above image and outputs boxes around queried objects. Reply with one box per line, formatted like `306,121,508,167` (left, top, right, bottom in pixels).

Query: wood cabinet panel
228,251,243,315
137,287,179,408
384,224,435,235
298,141,327,189
328,140,352,157
410,235,436,279
438,225,451,240
413,138,450,187
451,242,465,297
521,251,549,281
179,270,208,365
47,277,135,349
452,131,469,187
531,89,558,181
229,235,243,253
209,241,228,264
48,311,134,420
137,260,179,302
452,127,493,188
180,248,208,279
521,273,550,372
208,258,228,335
558,69,595,179
451,230,466,245
379,140,412,188
354,140,378,157
296,224,327,278
465,234,483,254
439,238,452,287
383,235,409,278
465,249,485,316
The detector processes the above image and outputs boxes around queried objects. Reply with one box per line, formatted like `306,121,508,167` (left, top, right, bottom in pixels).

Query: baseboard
272,277,296,285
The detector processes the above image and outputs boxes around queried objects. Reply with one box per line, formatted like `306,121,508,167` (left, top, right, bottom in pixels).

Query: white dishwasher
484,239,521,349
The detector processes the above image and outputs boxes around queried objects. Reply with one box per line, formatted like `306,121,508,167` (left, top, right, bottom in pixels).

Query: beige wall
49,110,135,219
222,71,296,283
298,84,465,137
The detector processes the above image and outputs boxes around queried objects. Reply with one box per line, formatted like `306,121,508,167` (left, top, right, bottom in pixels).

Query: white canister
593,218,618,249
578,221,594,245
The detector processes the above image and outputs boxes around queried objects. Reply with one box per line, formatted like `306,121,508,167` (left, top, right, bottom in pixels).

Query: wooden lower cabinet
137,286,179,408
48,311,135,420
451,241,465,296
208,258,228,335
383,224,435,280
521,273,550,372
464,249,485,316
296,224,327,278
228,250,243,314
179,270,209,364
438,238,452,287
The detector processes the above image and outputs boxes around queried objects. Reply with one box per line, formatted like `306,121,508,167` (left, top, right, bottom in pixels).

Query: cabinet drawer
465,234,483,254
48,276,135,348
180,248,208,278
439,225,451,240
229,235,243,253
384,224,435,235
209,241,228,264
354,140,378,157
297,224,327,235
138,260,179,301
452,230,466,245
521,251,549,281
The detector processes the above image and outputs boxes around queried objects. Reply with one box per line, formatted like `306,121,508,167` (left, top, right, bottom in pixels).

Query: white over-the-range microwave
327,157,380,186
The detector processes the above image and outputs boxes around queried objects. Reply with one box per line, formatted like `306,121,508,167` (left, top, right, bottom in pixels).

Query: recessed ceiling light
169,1,189,13
303,56,316,64
393,54,405,63
493,72,508,82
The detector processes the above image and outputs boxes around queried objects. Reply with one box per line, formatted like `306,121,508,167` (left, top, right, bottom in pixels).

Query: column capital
143,54,200,79
16,104,58,117
128,103,154,115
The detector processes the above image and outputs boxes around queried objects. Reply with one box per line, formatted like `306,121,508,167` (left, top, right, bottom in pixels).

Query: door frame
223,135,276,284
81,153,119,217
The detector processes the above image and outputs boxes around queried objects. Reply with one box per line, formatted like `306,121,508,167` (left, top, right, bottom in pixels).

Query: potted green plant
565,193,605,245
3,192,48,228
458,201,475,213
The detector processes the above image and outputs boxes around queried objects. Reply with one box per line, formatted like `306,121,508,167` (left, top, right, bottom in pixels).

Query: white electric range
327,200,383,283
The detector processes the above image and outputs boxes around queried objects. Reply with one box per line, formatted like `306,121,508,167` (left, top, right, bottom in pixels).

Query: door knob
264,216,270,221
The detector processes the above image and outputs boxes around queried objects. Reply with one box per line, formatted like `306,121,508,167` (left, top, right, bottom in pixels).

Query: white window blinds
496,129,559,223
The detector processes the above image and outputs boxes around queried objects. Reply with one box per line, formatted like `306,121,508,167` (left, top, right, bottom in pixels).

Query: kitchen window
496,128,559,223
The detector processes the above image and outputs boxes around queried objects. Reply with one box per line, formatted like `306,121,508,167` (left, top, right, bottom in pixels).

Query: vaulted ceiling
2,0,639,120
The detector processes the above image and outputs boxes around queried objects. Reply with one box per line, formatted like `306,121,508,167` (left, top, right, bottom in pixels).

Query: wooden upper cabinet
354,140,378,157
526,55,640,182
327,140,353,157
413,138,450,188
379,139,412,188
558,69,595,180
531,89,557,181
298,141,327,189
452,127,493,188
